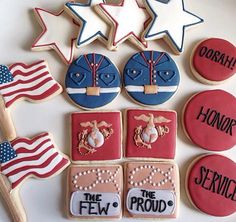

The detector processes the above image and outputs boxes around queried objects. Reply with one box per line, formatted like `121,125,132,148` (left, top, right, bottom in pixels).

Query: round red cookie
186,154,236,216
191,38,236,84
183,89,236,151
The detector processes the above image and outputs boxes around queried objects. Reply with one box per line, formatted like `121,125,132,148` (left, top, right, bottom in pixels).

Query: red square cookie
125,109,177,159
67,165,123,219
124,162,179,218
71,111,122,162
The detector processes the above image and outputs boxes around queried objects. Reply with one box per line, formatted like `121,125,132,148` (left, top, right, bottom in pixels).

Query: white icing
2,148,56,174
144,0,203,52
66,0,109,47
32,9,78,64
2,80,57,103
9,134,50,151
128,165,176,192
141,126,158,143
66,87,120,94
10,61,46,74
0,62,49,89
70,191,121,217
7,153,63,184
1,140,52,167
87,129,104,148
99,0,148,49
125,85,178,92
126,188,176,215
72,167,121,194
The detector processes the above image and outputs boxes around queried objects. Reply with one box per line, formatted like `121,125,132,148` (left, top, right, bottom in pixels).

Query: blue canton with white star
0,142,17,164
0,65,14,85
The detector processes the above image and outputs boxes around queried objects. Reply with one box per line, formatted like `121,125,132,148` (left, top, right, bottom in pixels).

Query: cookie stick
0,175,27,222
0,96,16,141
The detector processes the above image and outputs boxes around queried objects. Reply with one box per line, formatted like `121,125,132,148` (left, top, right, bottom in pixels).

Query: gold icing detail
144,85,158,94
86,87,100,96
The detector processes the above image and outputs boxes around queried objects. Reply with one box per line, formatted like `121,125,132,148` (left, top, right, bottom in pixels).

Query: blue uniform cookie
123,51,180,106
65,53,121,109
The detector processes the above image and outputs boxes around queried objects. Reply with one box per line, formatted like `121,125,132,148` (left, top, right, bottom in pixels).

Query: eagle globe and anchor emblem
134,114,171,149
77,120,113,155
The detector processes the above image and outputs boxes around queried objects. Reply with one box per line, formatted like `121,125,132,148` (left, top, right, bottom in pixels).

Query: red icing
125,109,176,159
183,90,236,151
71,111,121,161
193,38,236,82
187,154,236,216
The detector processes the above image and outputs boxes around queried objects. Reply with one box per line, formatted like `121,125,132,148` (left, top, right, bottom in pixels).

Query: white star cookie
96,0,149,50
32,8,79,64
65,0,109,48
144,0,204,54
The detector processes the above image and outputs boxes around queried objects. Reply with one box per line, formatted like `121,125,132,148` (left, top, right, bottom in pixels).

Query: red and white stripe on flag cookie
0,133,70,190
0,60,62,108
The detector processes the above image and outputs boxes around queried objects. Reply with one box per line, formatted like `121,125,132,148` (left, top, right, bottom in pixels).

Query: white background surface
0,0,235,221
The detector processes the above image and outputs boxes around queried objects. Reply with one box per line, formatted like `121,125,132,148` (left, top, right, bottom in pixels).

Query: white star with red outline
98,0,149,50
32,8,79,64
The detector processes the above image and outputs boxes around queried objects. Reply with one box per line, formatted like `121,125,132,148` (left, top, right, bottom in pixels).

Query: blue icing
65,0,108,46
155,0,170,3
65,53,121,109
0,141,17,164
123,51,180,106
0,65,14,84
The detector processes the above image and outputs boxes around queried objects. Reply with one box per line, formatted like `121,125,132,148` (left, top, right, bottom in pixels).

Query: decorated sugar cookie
32,8,79,64
0,61,62,141
67,165,123,219
144,0,204,54
96,0,149,50
125,108,177,159
71,111,121,162
124,51,180,106
191,38,236,84
65,53,121,109
65,0,109,48
125,162,179,218
0,133,70,222
186,154,236,216
182,90,236,151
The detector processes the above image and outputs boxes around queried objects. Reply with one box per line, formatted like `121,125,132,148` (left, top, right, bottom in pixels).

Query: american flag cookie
67,165,123,220
71,111,122,163
0,61,62,141
124,108,177,160
0,132,70,222
124,161,179,219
